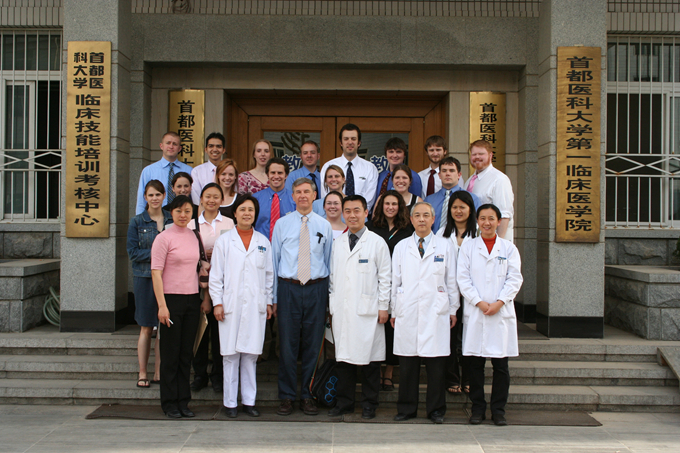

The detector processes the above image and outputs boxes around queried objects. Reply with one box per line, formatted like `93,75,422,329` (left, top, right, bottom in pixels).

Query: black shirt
366,220,414,257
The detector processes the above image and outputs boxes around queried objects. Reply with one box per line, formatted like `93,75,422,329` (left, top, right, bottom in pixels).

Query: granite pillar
535,0,607,338
60,0,132,332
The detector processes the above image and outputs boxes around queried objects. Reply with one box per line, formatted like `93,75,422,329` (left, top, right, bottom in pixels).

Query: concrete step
1,378,678,412
1,355,676,387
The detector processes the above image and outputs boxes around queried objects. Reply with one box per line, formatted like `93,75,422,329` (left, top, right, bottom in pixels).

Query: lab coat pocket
433,259,445,275
436,291,449,315
258,288,267,314
328,292,337,316
393,291,404,318
256,250,267,269
222,290,235,314
499,301,515,320
357,293,378,317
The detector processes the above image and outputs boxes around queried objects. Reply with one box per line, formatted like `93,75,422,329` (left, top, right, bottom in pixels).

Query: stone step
0,378,678,412
1,355,676,387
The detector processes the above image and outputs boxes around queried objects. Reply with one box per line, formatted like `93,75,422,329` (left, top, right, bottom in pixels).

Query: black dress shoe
430,411,444,424
179,407,195,418
394,412,416,421
362,407,376,420
328,406,352,417
224,407,238,418
190,376,208,391
165,409,182,419
212,379,223,393
492,414,507,426
242,405,260,417
469,413,486,425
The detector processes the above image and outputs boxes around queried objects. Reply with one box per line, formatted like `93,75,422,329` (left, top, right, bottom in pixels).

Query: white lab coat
435,227,475,256
329,230,392,365
457,236,523,358
209,228,274,356
391,233,460,357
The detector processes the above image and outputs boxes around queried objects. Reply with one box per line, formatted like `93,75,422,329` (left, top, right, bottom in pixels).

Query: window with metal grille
606,36,680,228
0,30,61,222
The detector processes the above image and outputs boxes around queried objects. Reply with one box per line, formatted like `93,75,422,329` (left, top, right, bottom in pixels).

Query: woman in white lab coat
209,194,274,419
457,203,523,426
436,190,477,395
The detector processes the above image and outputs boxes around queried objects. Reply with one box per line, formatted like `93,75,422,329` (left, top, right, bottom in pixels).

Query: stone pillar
60,0,132,332
536,0,607,338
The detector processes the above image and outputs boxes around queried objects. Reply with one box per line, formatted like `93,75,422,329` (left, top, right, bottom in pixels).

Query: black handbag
309,316,338,408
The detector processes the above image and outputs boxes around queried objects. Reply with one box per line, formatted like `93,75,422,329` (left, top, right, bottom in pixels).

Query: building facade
0,0,678,337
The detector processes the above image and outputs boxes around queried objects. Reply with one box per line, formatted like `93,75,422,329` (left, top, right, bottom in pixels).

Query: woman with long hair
214,159,239,219
391,164,422,212
164,172,198,219
437,190,477,395
366,190,414,391
238,139,272,195
127,180,173,388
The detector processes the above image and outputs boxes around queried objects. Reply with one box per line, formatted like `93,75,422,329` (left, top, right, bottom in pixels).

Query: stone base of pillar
536,314,604,339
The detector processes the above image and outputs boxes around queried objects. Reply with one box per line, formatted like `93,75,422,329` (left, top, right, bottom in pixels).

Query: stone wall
0,232,60,260
0,259,60,332
605,232,680,267
605,265,680,341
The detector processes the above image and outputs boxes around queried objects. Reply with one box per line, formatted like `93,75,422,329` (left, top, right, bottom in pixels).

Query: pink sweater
151,224,200,294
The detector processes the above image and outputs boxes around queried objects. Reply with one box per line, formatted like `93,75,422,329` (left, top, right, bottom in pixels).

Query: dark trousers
468,356,510,416
192,311,222,382
159,293,200,414
445,304,469,387
397,355,447,417
335,361,381,412
277,277,328,400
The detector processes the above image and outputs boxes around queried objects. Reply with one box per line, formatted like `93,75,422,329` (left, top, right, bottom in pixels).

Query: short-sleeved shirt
151,224,200,294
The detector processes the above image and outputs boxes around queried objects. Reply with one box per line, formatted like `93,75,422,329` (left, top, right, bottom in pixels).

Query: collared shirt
414,231,433,253
135,157,193,214
252,186,296,239
424,184,481,232
464,164,514,242
190,211,235,252
348,226,367,249
191,161,217,205
285,167,321,195
271,210,333,304
376,168,422,201
320,155,379,212
418,166,442,199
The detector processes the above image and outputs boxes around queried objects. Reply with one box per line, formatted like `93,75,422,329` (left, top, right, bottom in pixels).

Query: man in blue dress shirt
425,156,480,232
375,137,422,202
271,177,332,417
253,158,296,240
284,140,320,198
135,132,193,214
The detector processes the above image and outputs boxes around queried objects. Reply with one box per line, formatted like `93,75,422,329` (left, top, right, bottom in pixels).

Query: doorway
227,93,447,175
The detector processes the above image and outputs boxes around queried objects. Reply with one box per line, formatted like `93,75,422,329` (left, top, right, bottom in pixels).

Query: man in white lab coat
328,195,392,420
457,203,523,426
391,201,459,424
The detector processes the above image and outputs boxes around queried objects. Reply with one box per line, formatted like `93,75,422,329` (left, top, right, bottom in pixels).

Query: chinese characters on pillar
556,47,601,243
168,90,205,167
66,42,111,237
469,92,506,173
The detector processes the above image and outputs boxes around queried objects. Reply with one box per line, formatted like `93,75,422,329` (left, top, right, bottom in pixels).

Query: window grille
606,35,680,228
0,30,62,222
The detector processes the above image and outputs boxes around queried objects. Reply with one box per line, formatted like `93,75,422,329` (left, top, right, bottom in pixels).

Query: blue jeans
276,278,328,400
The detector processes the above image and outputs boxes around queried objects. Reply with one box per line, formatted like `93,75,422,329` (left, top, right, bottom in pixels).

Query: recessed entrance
227,93,447,174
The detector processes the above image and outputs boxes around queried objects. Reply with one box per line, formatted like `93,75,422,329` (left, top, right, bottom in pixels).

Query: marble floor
0,405,678,453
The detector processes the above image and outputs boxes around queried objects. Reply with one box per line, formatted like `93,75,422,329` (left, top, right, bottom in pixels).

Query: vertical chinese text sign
168,90,205,167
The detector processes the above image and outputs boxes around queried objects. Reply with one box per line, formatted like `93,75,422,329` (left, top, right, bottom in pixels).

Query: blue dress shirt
312,199,326,218
424,184,481,232
135,157,193,214
285,167,321,196
253,187,296,239
271,210,333,304
375,168,422,201
414,231,434,253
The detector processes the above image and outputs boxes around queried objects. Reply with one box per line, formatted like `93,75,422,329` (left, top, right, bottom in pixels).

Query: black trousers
445,304,469,387
159,293,200,413
397,355,447,417
334,361,381,412
467,356,510,416
192,310,222,382
277,278,328,400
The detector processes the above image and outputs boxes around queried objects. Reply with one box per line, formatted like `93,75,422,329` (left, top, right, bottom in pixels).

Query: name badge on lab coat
359,259,368,264
434,254,444,262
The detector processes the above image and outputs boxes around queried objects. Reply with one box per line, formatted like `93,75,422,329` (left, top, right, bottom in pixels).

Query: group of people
126,123,522,425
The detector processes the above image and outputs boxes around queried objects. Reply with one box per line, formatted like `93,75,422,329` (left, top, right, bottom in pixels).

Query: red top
482,235,497,254
237,226,254,251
